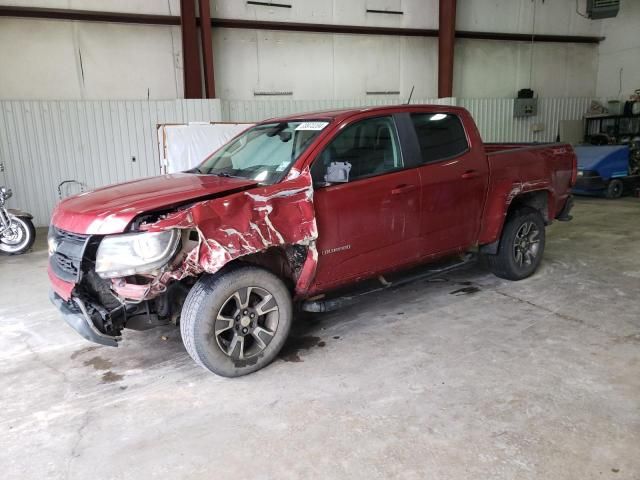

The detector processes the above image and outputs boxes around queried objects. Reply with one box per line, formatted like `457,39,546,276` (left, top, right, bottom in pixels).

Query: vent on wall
586,0,620,19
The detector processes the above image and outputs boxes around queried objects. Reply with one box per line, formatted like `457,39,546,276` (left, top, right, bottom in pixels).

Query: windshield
196,120,329,184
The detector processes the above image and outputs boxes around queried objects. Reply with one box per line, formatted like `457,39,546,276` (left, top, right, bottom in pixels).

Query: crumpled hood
51,174,258,235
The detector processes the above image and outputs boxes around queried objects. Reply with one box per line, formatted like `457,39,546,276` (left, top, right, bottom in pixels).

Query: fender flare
7,208,33,220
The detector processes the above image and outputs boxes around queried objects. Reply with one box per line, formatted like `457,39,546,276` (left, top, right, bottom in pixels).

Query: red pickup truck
48,105,576,376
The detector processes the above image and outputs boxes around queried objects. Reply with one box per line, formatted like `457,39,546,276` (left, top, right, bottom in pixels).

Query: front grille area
49,227,90,282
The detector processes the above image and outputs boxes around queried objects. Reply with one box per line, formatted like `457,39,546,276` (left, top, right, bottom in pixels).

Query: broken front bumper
49,290,120,347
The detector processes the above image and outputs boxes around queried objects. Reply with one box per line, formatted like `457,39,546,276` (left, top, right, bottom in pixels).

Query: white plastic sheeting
159,123,253,174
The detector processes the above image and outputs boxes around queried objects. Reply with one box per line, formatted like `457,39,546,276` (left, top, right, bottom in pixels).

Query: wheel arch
479,189,551,255
224,244,310,293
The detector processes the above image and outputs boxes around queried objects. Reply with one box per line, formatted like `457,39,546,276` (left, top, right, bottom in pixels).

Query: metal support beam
199,0,216,98
438,0,456,98
0,7,604,43
180,0,202,99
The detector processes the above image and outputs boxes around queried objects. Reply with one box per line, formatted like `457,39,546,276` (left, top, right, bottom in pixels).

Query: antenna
405,85,415,105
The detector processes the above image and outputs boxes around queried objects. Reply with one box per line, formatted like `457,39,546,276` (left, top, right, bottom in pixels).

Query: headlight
577,170,584,177
95,229,180,279
47,227,58,257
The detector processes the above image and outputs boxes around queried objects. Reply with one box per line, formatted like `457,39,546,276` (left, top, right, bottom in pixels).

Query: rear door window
410,113,469,164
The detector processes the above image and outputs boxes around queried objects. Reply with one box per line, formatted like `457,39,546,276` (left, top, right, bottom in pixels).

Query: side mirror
0,186,12,201
324,162,351,183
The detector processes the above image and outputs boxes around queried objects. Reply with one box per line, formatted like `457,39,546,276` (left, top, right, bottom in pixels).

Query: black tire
485,206,546,281
180,266,293,377
0,217,36,255
605,179,624,199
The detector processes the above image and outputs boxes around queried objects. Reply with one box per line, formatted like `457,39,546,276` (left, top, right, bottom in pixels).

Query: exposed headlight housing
47,226,58,257
95,229,180,279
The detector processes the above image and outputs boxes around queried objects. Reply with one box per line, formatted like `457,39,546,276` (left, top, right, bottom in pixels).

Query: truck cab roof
262,104,468,124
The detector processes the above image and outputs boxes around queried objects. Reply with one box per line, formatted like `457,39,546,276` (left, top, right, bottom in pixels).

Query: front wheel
485,207,546,281
605,179,624,199
180,266,293,377
0,216,36,255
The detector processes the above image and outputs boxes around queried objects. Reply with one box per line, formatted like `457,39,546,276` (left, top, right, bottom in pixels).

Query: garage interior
1,0,639,479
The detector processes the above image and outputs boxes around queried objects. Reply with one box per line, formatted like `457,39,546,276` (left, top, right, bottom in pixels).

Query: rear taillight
570,153,578,186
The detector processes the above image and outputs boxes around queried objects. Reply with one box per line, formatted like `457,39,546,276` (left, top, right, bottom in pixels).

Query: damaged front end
49,169,319,347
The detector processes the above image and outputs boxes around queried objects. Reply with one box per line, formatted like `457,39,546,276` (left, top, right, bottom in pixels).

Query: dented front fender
129,168,319,299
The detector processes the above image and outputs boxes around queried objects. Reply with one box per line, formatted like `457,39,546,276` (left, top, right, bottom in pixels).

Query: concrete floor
1,197,639,479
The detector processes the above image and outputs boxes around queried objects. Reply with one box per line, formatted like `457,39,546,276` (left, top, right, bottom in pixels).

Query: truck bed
484,142,556,154
477,142,576,245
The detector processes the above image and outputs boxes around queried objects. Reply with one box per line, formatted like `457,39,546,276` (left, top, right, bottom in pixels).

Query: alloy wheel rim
513,221,540,268
1,224,24,245
0,220,28,252
214,286,279,360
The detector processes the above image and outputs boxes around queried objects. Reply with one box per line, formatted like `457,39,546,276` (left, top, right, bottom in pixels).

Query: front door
309,115,421,291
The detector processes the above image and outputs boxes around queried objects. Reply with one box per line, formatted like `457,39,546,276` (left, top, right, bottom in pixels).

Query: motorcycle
0,186,35,255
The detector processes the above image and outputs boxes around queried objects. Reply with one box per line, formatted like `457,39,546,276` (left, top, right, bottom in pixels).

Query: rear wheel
605,179,624,199
0,216,35,255
180,266,292,377
485,207,545,281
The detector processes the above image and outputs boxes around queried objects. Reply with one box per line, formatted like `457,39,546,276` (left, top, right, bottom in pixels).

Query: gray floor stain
101,371,124,383
70,346,100,360
83,356,113,371
450,286,481,295
279,335,325,362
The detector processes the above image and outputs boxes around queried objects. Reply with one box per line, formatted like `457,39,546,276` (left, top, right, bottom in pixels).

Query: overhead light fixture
247,1,292,8
366,9,403,15
366,91,400,95
253,91,293,96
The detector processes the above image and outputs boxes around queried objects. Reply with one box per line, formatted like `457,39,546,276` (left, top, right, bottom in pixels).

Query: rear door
407,111,488,255
310,114,422,290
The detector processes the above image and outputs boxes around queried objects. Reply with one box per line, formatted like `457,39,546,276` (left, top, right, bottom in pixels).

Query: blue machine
573,145,635,198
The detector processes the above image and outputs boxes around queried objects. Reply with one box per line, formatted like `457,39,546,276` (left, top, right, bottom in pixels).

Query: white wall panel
454,40,598,98
77,22,182,100
595,0,640,98
0,18,82,100
213,28,440,100
0,100,222,226
0,18,183,101
456,0,601,36
0,0,179,15
211,0,439,29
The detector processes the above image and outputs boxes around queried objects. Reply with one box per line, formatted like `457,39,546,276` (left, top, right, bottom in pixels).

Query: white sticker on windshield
275,160,290,172
295,122,328,131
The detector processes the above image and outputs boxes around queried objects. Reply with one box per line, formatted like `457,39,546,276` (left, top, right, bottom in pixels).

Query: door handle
391,184,418,195
461,170,480,179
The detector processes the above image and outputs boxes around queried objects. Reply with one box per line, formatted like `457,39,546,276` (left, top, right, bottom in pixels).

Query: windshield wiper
208,170,246,179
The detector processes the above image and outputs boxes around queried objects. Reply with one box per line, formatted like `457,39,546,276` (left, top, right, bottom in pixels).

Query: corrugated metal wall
0,100,222,226
0,97,591,227
220,97,450,122
459,97,593,143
